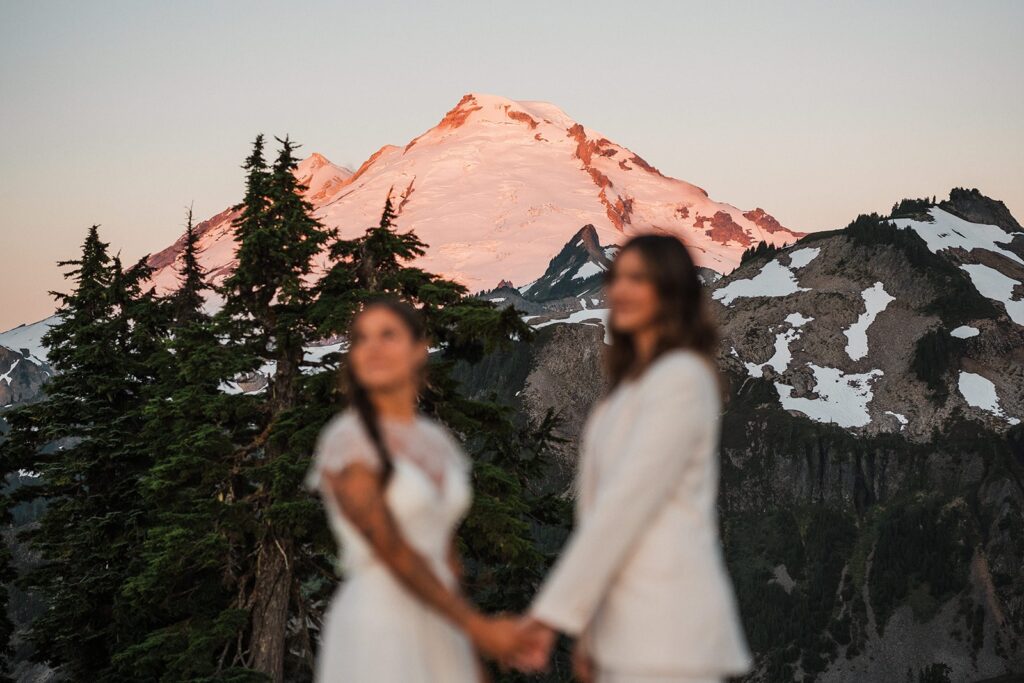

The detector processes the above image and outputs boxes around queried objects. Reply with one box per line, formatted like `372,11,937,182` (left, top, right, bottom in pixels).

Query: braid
347,366,395,483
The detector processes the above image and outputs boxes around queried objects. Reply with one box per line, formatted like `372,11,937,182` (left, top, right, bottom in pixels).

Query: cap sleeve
303,411,382,492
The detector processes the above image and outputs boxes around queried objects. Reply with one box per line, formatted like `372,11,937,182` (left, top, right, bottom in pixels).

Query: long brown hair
341,298,428,484
604,234,718,390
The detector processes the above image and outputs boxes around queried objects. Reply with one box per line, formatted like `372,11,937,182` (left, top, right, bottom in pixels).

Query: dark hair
604,234,719,390
342,298,428,484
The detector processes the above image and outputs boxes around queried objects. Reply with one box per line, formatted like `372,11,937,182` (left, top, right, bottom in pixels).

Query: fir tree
111,209,261,681
217,135,338,681
172,204,207,320
0,226,167,681
740,240,779,265
0,490,15,683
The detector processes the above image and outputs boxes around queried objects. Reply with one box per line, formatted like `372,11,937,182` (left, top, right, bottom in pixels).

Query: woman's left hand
465,613,527,662
509,617,557,673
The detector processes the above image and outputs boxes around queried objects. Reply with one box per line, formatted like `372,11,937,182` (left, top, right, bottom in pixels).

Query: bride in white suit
514,235,753,683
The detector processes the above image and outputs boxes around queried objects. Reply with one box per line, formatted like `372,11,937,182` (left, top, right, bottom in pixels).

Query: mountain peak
569,224,602,252
305,151,330,166
431,93,577,133
939,187,1023,234
516,224,617,302
143,94,804,297
295,152,351,202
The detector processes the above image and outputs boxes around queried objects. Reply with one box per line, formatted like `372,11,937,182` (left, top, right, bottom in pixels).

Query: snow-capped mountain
1,92,803,396
145,93,802,297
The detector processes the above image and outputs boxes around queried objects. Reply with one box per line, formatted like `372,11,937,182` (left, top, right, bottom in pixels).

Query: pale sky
2,0,1022,330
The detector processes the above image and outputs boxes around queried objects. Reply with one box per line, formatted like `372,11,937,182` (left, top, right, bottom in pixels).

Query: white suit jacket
530,349,753,676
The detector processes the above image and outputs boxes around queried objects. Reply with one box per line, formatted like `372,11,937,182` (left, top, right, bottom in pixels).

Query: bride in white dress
304,299,525,682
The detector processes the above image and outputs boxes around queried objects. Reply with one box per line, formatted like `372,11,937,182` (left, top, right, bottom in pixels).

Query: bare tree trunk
250,532,293,682
245,322,305,680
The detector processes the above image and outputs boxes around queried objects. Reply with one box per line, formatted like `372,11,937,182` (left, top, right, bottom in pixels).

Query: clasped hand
469,615,557,673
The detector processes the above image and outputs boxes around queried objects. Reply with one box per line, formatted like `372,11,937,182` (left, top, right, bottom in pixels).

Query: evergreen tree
0,226,167,681
172,204,207,320
217,135,338,681
740,240,779,265
0,491,15,683
111,208,262,681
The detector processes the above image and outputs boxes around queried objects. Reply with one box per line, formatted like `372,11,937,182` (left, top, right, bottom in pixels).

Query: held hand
572,638,595,683
465,613,527,662
509,617,556,673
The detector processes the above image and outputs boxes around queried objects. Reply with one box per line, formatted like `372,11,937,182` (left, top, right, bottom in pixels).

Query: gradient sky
2,0,1022,330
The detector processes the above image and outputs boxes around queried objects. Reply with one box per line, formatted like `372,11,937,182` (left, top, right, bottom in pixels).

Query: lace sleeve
303,411,382,492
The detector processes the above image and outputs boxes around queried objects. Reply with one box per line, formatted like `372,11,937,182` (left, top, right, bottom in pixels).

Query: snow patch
303,341,346,368
892,207,1024,267
958,371,1019,425
572,261,605,280
742,313,813,378
785,312,814,327
531,308,611,344
713,260,810,306
843,282,895,361
775,364,883,428
959,263,1024,325
744,328,799,378
0,358,20,385
950,325,980,339
885,410,909,428
787,247,821,269
217,341,347,395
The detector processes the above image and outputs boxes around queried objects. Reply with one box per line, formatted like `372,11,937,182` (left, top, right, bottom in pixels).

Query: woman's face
349,307,427,394
607,248,660,335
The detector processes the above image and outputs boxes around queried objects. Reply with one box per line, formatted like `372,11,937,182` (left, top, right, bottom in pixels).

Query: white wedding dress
304,409,479,682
